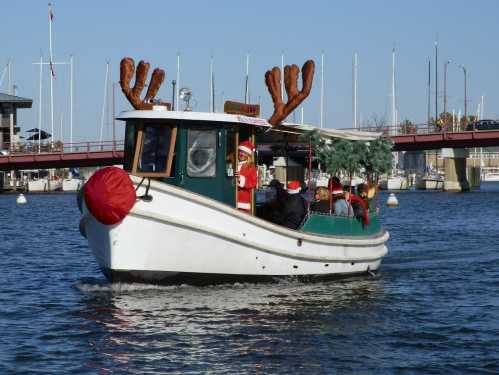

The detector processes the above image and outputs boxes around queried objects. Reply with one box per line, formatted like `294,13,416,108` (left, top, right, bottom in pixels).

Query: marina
1,1,499,373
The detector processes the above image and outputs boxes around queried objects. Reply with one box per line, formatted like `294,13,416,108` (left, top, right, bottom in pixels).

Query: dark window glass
138,125,172,173
124,122,137,171
225,128,236,177
187,129,217,177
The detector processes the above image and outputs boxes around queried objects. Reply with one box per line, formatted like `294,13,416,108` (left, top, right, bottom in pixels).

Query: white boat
415,174,444,190
62,177,83,191
379,175,408,190
482,168,499,182
78,56,389,285
27,177,62,192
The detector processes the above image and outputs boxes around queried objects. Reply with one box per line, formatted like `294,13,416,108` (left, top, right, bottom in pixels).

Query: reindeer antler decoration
120,57,171,110
265,60,315,126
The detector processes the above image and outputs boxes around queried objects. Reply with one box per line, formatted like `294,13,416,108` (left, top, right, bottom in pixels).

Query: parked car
466,119,499,131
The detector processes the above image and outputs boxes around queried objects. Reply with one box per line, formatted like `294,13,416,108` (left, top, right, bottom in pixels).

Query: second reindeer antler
120,57,171,110
265,60,315,126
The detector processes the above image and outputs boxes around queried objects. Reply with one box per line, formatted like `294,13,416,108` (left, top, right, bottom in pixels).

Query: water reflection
76,277,385,373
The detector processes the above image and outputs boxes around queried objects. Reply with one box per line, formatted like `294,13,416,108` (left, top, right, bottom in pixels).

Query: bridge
384,124,499,151
1,125,498,174
0,141,124,171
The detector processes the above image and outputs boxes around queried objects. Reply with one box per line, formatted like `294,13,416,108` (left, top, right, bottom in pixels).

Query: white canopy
281,123,382,141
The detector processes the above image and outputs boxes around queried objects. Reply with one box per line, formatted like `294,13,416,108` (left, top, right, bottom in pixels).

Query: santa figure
236,140,257,212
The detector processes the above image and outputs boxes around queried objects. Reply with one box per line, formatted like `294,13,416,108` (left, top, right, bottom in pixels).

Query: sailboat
380,48,408,191
78,56,389,285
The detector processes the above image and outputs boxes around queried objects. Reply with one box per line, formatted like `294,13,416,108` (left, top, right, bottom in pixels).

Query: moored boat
78,57,390,285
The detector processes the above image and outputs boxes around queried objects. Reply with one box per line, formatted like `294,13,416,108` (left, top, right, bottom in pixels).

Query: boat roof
117,110,272,128
117,110,382,141
279,122,383,141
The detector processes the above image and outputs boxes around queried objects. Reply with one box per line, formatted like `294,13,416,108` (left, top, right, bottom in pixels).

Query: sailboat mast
99,62,109,143
320,51,324,129
480,95,484,119
435,40,438,122
391,48,396,131
38,55,43,153
70,55,73,149
7,59,12,94
427,59,431,127
209,56,215,112
244,53,249,104
280,51,284,101
353,52,358,129
176,53,180,111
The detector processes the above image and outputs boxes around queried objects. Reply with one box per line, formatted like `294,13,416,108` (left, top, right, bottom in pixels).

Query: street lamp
443,60,451,114
459,65,467,129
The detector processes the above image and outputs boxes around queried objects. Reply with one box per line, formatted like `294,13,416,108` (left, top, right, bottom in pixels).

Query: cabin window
132,123,177,177
123,122,137,171
187,129,217,177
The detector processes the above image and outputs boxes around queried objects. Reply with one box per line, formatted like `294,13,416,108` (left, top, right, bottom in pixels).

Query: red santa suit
237,160,257,211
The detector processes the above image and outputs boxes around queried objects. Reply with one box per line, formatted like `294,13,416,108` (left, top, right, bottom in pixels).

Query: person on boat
272,180,307,230
350,183,369,225
329,176,343,193
259,179,288,222
334,190,353,217
310,186,331,214
235,140,258,212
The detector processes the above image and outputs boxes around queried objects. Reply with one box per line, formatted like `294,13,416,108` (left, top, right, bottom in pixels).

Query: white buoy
16,193,27,205
386,193,398,207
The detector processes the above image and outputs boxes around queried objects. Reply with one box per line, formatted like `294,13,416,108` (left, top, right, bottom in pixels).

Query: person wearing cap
272,180,307,230
235,140,257,212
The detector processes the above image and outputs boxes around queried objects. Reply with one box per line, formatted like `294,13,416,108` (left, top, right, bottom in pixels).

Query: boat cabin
119,109,270,208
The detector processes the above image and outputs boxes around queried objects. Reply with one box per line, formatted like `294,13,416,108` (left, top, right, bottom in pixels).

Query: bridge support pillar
442,148,470,192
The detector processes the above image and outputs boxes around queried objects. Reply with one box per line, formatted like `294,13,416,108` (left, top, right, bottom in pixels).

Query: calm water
1,185,499,374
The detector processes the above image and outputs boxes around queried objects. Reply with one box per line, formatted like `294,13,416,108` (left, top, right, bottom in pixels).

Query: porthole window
187,129,217,177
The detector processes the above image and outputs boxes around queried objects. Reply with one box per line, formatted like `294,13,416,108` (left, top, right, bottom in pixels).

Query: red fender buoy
84,167,136,225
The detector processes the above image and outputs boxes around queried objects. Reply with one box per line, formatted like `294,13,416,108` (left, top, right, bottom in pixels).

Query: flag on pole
49,61,56,79
49,3,54,21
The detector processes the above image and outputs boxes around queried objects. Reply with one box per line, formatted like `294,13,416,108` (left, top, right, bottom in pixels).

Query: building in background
0,93,32,150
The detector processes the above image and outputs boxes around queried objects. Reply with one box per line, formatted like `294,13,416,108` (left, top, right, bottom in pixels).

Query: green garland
306,130,393,182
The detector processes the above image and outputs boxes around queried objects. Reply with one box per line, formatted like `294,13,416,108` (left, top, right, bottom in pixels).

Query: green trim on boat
301,212,382,236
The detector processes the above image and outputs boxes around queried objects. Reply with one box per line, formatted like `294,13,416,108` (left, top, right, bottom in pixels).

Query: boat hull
380,176,408,190
80,177,388,285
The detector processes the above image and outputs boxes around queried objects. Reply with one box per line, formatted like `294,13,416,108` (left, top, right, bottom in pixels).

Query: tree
307,130,393,184
361,138,394,183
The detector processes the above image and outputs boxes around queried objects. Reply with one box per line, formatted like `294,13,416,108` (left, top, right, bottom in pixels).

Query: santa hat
238,140,254,155
332,188,344,196
287,180,301,194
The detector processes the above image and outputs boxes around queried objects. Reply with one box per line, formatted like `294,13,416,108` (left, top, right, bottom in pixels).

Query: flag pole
48,3,55,147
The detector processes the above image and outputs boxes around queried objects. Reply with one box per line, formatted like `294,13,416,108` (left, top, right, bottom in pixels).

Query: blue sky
2,0,499,142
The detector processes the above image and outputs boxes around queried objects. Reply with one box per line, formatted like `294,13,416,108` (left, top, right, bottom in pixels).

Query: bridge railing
342,123,480,136
1,140,124,156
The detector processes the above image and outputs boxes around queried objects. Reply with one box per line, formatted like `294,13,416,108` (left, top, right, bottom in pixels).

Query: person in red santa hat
272,180,307,229
235,140,257,212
